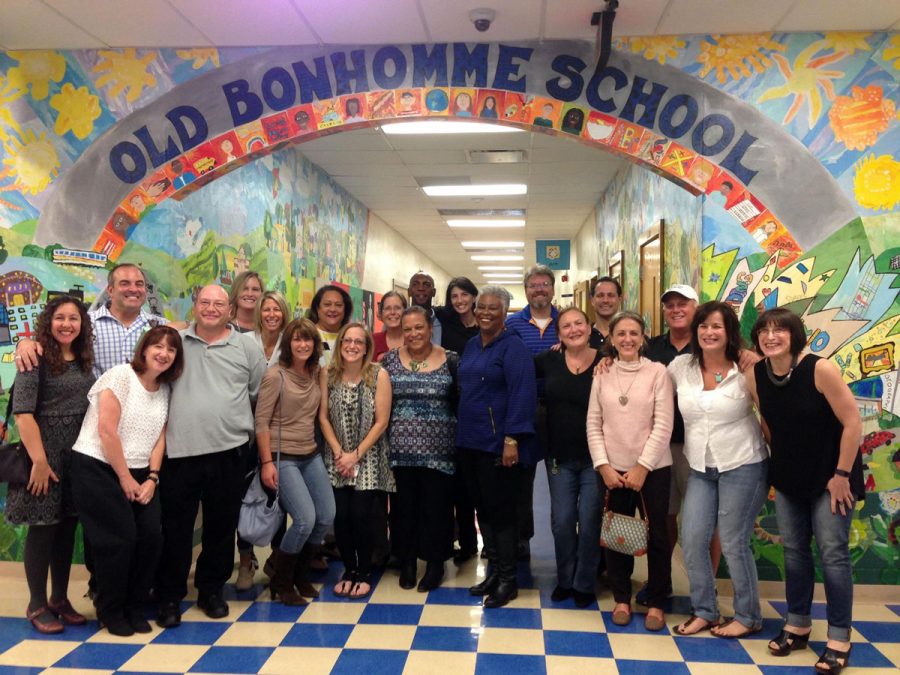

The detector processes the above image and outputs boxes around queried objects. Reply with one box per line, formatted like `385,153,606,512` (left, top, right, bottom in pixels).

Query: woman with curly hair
5,295,96,634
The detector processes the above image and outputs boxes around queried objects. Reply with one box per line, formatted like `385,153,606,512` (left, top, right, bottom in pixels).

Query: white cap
661,284,699,302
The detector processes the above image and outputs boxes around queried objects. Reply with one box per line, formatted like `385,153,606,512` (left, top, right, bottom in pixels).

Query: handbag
599,488,649,557
237,371,284,546
0,383,33,485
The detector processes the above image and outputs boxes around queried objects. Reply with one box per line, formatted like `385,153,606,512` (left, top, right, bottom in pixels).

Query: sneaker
197,593,229,619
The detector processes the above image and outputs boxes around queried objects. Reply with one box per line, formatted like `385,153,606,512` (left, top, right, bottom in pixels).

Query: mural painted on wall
606,32,900,583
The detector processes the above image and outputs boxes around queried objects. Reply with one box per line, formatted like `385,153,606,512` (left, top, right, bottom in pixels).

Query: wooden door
639,220,664,336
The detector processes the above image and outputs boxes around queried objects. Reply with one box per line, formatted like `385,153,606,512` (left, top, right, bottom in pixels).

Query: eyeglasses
341,338,367,347
526,281,553,289
758,326,789,336
197,300,227,310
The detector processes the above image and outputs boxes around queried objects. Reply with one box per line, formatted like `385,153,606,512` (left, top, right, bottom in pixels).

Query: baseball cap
661,284,699,302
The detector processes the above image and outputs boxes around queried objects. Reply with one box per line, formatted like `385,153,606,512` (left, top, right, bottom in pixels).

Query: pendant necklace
614,361,640,406
765,357,797,387
409,347,433,372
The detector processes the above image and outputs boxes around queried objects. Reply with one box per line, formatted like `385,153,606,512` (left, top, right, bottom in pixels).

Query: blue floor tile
358,603,423,625
425,586,484,606
280,623,354,648
51,643,142,670
768,600,829,620
188,646,275,673
600,610,662,634
480,607,542,629
0,667,42,675
544,630,612,658
674,636,755,663
808,641,894,668
888,604,900,619
476,653,547,674
852,620,900,643
151,620,230,645
237,601,306,622
758,667,818,675
411,626,480,652
331,649,408,675
616,660,690,675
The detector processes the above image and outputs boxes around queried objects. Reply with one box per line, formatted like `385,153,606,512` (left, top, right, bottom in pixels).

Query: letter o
109,141,147,184
373,46,408,89
810,332,830,353
659,94,698,139
261,67,297,111
692,114,735,156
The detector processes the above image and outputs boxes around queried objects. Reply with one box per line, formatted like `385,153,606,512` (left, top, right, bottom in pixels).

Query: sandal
815,645,852,675
349,580,371,599
768,628,811,656
711,617,762,638
676,615,719,636
27,606,64,634
333,578,354,597
49,598,87,626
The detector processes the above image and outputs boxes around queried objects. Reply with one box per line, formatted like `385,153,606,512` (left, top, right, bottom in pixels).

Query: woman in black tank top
745,308,862,675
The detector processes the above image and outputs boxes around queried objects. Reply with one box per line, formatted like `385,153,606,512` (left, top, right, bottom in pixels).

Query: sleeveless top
323,365,395,492
755,354,864,500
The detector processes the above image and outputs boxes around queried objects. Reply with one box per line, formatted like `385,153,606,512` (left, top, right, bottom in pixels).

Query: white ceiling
2,0,898,287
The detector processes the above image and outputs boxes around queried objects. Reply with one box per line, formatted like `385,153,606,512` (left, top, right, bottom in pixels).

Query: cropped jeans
547,457,601,594
277,454,335,555
775,489,854,641
681,459,768,629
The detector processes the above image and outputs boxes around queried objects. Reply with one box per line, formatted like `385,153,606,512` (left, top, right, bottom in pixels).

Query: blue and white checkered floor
1,465,898,674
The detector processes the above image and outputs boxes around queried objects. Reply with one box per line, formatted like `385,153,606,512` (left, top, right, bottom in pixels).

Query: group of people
5,262,863,675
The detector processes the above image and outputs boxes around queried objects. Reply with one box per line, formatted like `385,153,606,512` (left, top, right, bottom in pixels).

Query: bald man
155,285,266,628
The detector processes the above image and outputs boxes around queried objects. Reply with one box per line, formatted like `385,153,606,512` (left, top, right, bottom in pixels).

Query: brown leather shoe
49,598,87,626
28,607,64,634
611,604,632,626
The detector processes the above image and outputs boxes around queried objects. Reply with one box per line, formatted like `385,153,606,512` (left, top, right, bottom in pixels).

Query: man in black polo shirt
588,276,622,349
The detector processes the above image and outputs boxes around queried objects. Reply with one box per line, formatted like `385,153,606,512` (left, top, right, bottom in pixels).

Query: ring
14,355,20,360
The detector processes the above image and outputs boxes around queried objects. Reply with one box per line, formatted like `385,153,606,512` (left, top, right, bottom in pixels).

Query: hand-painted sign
536,239,571,270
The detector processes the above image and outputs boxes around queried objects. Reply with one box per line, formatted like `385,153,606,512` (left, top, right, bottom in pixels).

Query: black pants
453,451,478,553
517,402,547,543
333,487,381,580
601,466,672,608
156,446,246,602
460,447,526,582
392,466,454,564
70,453,162,622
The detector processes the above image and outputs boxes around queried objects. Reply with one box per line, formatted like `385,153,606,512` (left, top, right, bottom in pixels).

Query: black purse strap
603,486,649,523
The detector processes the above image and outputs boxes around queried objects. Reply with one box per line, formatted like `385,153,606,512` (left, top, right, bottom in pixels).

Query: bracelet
834,469,851,478
261,459,274,465
147,474,159,485
504,436,518,446
148,469,160,476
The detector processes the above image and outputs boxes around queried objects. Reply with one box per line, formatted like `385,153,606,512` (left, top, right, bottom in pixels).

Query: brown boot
269,551,308,606
294,544,320,599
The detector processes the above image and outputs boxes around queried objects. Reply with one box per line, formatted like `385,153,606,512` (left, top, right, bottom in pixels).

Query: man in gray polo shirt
155,285,266,628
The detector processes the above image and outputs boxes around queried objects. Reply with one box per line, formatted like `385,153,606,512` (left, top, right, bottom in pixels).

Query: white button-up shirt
667,353,768,472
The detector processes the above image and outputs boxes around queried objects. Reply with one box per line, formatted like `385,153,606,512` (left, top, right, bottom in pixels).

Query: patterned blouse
323,365,395,492
381,349,457,476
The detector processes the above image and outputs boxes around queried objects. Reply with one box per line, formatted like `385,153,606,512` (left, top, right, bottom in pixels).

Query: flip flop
332,579,354,597
675,615,719,636
349,580,371,599
711,617,762,639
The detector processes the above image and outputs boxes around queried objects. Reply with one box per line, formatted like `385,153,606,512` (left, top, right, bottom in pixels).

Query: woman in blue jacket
456,286,538,608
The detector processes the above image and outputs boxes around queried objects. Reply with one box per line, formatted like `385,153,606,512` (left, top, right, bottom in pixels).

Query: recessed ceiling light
483,273,523,279
381,121,522,134
447,219,525,228
423,184,527,197
462,241,524,249
478,265,523,271
471,254,524,261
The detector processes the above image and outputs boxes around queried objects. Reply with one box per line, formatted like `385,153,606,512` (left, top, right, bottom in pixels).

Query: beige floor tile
546,655,618,674
214,621,293,647
345,624,416,650
86,625,161,645
853,604,900,621
0,640,80,668
541,608,605,633
118,644,208,673
443,561,490,588
368,575,428,605
260,646,341,675
404,650,476,674
738,638,819,666
873,642,900,668
607,634,682,661
41,669,114,675
810,619,867,642
296,601,365,624
477,627,545,655
419,604,484,628
687,663,761,675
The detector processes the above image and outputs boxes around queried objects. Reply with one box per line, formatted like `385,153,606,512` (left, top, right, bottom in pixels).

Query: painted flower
853,154,900,211
50,83,102,140
3,50,66,100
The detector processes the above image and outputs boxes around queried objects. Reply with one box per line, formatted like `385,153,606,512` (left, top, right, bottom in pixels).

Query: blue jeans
277,454,336,555
681,459,768,629
547,458,601,594
775,489,853,641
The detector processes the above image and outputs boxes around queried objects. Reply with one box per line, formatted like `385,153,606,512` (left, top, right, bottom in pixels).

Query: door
639,220,664,336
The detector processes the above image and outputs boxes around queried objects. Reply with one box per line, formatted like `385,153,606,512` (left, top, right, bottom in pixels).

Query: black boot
469,570,500,596
399,560,417,590
417,561,444,592
269,551,308,606
294,544,320,598
484,578,518,608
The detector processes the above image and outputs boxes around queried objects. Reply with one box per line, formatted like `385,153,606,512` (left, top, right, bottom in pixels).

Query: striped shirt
89,305,167,378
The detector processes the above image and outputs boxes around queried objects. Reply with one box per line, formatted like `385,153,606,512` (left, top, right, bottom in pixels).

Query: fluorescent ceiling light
423,184,527,197
471,254,524,261
381,121,522,135
462,241,524,249
484,273,523,279
478,265,523,271
447,219,525,228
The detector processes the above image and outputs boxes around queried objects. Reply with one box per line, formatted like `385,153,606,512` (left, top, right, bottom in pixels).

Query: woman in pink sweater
587,311,674,631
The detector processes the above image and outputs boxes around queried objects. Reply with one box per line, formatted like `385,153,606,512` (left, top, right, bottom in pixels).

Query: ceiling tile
298,0,428,44
545,0,671,39
776,0,900,31
0,0,105,49
657,0,791,35
170,0,318,46
418,0,544,42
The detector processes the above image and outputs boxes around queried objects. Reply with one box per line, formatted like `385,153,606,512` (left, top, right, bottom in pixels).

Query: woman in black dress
5,296,95,634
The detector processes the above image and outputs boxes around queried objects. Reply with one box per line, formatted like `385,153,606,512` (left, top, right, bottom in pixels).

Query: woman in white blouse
668,301,768,638
70,326,184,637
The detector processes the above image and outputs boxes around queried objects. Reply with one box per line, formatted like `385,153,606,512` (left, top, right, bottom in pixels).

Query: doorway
639,220,664,336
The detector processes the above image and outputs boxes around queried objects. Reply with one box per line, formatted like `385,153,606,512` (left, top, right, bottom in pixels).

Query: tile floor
1,465,898,674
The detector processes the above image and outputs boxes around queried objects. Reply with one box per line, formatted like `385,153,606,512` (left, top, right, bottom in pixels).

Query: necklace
408,346,433,372
565,348,593,374
765,357,797,387
614,361,641,406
